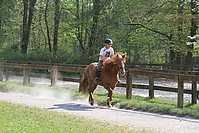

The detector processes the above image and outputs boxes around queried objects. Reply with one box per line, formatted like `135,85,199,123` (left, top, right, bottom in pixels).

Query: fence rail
126,69,199,108
0,61,198,108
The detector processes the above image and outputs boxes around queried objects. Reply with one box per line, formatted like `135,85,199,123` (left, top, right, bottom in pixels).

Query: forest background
0,0,199,71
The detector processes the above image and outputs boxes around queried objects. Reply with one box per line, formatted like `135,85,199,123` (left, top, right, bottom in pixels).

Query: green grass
1,81,199,120
93,91,199,119
0,101,136,133
0,81,156,133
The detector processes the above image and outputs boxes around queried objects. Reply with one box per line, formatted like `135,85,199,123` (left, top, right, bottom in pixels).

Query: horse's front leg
88,84,97,106
89,91,94,106
106,87,113,108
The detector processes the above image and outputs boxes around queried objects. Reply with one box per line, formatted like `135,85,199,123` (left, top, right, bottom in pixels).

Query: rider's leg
94,69,100,84
95,60,103,84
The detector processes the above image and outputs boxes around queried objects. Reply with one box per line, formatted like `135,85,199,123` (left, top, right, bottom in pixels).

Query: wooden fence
0,61,199,108
0,62,85,87
125,69,199,108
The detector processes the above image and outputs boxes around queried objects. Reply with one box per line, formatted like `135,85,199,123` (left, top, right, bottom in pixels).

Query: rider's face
105,44,111,49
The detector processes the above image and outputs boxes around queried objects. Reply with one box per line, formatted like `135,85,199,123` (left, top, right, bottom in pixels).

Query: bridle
111,61,125,74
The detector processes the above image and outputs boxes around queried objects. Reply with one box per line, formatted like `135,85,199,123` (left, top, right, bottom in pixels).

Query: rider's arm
100,55,105,62
111,48,114,57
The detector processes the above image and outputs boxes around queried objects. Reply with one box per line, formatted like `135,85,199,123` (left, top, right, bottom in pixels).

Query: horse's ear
122,53,126,63
122,53,126,58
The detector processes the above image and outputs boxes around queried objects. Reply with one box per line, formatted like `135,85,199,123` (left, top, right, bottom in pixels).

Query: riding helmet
105,38,113,44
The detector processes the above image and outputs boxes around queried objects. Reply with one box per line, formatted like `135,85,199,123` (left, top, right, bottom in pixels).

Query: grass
92,91,199,119
1,81,199,120
0,101,136,133
0,81,156,133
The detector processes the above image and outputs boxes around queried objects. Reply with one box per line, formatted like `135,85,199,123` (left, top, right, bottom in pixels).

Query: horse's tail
78,74,88,94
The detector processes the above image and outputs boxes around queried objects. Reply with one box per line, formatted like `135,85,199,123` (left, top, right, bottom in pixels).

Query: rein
111,61,124,74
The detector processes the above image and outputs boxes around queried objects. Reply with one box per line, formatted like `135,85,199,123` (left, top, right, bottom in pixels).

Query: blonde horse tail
78,74,89,94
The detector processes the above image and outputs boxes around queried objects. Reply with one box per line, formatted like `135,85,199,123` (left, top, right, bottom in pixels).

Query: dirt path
1,92,199,133
1,75,199,133
6,75,199,102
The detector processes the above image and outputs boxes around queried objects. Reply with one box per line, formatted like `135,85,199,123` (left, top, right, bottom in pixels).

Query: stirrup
95,77,100,84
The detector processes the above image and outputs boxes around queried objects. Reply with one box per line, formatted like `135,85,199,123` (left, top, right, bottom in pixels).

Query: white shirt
99,46,114,61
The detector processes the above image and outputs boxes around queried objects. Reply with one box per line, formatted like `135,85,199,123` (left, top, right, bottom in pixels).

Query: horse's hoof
107,97,112,108
90,102,94,106
107,104,112,108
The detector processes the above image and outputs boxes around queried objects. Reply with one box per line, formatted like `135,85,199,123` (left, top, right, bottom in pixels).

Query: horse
78,53,126,107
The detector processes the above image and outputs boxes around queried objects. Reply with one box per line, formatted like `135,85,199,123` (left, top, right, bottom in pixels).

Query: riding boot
95,69,101,84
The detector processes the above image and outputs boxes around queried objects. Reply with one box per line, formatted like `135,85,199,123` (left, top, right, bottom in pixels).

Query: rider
95,38,114,84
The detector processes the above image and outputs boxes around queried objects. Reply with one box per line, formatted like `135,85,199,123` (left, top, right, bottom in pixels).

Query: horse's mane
102,53,126,70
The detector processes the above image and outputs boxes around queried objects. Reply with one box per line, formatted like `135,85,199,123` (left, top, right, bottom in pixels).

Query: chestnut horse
78,53,126,107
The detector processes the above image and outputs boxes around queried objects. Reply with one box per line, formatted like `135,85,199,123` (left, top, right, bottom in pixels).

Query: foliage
0,0,199,67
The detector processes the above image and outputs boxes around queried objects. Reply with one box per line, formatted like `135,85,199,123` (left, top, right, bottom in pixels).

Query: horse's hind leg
88,84,97,106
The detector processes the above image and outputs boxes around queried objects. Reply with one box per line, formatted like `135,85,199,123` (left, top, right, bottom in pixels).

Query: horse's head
113,53,126,76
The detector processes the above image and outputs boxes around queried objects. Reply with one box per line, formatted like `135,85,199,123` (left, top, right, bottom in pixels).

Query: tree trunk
134,45,138,68
21,0,37,54
21,0,28,53
175,0,183,70
0,19,2,46
0,1,4,45
184,1,197,71
53,0,61,58
45,0,52,53
88,0,100,58
169,48,175,70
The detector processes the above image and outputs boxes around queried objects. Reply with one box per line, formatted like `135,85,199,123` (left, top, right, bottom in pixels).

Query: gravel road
1,75,199,133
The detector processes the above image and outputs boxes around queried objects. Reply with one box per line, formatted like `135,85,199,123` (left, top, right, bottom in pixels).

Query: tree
21,0,37,54
53,0,61,58
87,0,100,57
1,0,199,67
171,0,184,70
44,0,52,53
124,0,199,70
184,0,198,71
0,0,3,45
124,1,173,65
0,0,14,46
63,0,128,60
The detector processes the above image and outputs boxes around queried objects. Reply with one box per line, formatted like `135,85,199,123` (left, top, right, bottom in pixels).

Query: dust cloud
3,75,89,105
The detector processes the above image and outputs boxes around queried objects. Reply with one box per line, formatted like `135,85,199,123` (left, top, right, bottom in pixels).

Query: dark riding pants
97,60,103,70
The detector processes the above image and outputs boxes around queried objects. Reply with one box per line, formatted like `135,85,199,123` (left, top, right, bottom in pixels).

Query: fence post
149,76,154,99
126,71,132,99
5,67,9,81
192,81,197,104
0,66,3,81
51,68,57,88
28,69,31,83
177,75,184,108
23,68,28,86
